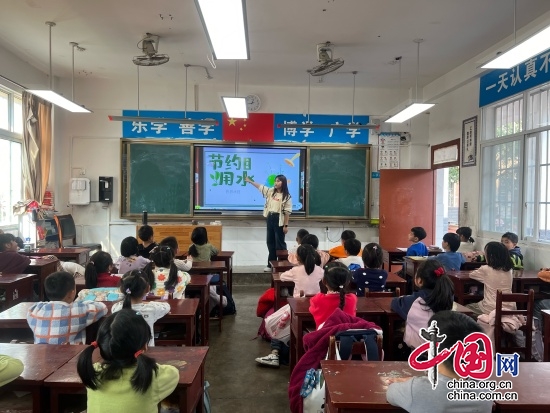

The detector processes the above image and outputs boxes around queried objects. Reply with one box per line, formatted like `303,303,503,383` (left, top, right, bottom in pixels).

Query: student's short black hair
0,233,16,252
296,229,309,243
429,311,484,371
484,241,512,271
443,233,461,252
190,227,208,245
120,236,139,257
343,238,361,256
340,230,356,241
45,271,76,301
301,234,319,250
501,232,519,245
159,236,179,251
362,243,383,268
410,227,427,241
137,225,154,242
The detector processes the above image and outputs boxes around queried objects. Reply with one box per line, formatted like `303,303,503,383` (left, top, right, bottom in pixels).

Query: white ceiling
1,0,550,90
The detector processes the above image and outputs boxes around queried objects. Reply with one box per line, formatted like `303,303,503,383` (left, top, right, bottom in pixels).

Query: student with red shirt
309,262,357,329
84,251,121,288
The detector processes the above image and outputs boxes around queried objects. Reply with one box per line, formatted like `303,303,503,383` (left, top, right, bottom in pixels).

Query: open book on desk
396,247,408,252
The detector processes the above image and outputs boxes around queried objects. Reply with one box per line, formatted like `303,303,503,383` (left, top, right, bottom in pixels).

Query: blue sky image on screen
199,147,303,211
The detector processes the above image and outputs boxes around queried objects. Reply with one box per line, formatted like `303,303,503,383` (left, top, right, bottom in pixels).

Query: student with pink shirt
280,244,324,297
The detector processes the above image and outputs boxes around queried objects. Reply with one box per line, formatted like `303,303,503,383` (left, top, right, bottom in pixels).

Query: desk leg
290,322,297,372
543,312,550,362
32,387,41,413
227,257,233,294
50,389,60,413
186,316,196,346
202,286,209,346
387,316,396,361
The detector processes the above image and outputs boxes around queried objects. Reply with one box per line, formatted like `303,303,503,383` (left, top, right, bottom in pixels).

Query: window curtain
22,91,52,203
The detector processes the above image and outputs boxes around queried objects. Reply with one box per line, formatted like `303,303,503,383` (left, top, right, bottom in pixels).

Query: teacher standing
245,175,292,272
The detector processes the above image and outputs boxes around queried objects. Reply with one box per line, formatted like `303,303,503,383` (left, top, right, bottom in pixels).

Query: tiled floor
0,282,290,413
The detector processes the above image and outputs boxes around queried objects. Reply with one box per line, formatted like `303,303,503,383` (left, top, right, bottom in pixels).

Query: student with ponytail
391,259,454,348
111,270,170,347
84,251,120,289
309,262,357,329
77,309,179,412
280,244,324,297
143,245,190,299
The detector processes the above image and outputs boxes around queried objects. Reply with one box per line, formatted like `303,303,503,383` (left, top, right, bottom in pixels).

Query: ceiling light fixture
277,71,378,130
386,39,434,123
28,22,91,113
108,60,218,126
482,0,550,69
195,0,250,60
222,61,248,118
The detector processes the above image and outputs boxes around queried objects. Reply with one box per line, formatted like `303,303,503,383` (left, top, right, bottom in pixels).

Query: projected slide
194,146,305,214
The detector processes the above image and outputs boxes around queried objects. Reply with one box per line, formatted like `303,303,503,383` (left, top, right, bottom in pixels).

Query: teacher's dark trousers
266,212,287,267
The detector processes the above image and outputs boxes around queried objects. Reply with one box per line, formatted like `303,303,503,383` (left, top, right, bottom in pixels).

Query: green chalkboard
122,142,191,217
307,147,369,218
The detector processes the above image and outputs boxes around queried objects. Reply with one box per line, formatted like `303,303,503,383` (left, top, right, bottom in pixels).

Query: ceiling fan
132,33,170,66
307,41,344,76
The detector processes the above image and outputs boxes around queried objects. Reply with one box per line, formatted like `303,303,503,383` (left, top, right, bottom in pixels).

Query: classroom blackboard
307,147,369,218
122,142,191,217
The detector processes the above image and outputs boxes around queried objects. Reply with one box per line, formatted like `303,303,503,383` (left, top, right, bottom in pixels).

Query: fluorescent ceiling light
222,97,248,118
195,0,249,59
385,103,434,123
108,116,218,125
276,123,378,129
482,25,550,69
28,90,91,113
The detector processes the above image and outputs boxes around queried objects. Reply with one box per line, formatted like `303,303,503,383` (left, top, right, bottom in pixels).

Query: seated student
0,233,30,274
159,236,192,271
0,355,24,387
111,270,170,347
77,310,179,412
328,230,362,259
280,244,324,298
352,242,388,296
143,245,190,299
428,233,465,271
406,227,429,256
501,231,523,269
466,241,514,319
115,236,150,274
137,225,157,259
386,311,493,413
456,226,475,253
188,227,218,262
289,228,309,254
84,251,121,289
27,271,108,344
336,238,364,270
391,260,454,348
309,262,357,329
288,234,330,267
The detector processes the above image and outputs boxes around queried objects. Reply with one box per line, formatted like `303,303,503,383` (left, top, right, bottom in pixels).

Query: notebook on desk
396,247,407,252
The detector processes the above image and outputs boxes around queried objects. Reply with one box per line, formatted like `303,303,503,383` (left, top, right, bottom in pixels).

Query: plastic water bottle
278,311,290,329
24,237,31,252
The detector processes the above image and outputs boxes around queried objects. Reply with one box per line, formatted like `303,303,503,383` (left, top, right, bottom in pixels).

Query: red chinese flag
222,113,274,142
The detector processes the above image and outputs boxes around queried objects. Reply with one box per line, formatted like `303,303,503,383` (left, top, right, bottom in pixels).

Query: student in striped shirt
27,271,107,344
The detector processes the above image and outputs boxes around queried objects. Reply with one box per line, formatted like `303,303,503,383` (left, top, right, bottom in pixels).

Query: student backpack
209,282,237,316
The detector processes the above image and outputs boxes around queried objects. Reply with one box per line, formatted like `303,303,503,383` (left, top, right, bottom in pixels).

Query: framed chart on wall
462,116,477,167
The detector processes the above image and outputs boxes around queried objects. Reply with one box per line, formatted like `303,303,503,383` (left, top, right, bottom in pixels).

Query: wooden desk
272,273,295,310
0,343,84,413
211,250,234,293
321,360,423,412
20,247,90,265
25,258,59,300
270,259,294,274
0,273,39,311
385,273,406,295
288,297,385,371
45,346,209,413
138,223,222,251
461,261,484,271
276,249,289,260
186,274,213,346
446,270,484,305
493,362,550,412
372,297,474,361
382,249,441,272
0,299,198,346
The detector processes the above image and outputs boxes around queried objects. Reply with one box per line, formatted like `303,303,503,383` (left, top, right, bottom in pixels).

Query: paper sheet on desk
396,247,407,252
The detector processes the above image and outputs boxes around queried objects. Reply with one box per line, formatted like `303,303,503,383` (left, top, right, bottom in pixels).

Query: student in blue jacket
406,227,429,256
428,233,465,271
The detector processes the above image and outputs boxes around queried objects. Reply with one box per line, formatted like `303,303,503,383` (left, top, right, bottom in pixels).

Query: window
0,86,23,227
481,80,550,242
